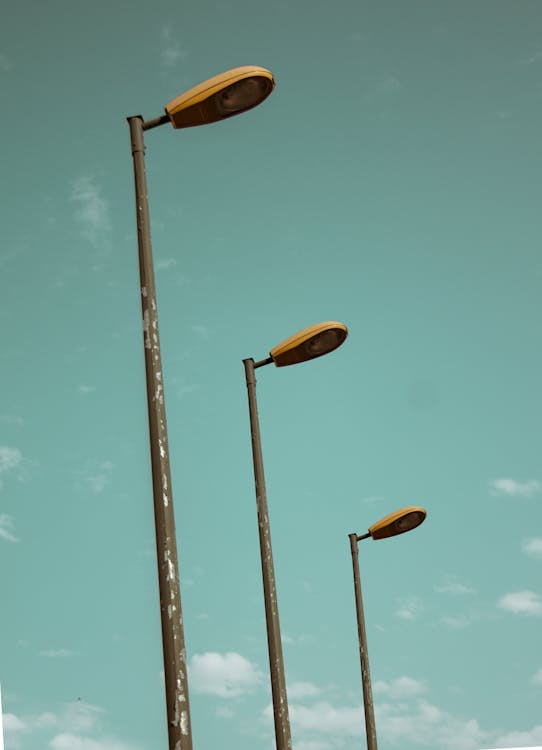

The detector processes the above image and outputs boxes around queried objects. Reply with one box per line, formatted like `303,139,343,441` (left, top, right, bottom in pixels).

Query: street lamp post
127,66,275,750
349,506,427,750
243,322,348,750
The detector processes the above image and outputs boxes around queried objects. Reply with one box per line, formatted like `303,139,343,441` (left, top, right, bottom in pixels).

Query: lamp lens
394,511,424,534
307,329,343,356
216,77,268,114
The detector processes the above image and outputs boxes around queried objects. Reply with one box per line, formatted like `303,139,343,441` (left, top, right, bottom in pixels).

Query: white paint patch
167,556,175,582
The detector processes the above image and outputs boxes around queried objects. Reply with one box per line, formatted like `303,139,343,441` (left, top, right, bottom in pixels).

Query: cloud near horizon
271,674,542,750
3,700,139,750
189,651,264,698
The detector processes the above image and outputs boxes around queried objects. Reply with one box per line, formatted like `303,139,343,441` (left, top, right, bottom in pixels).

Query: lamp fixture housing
270,321,348,367
368,506,427,541
165,66,275,129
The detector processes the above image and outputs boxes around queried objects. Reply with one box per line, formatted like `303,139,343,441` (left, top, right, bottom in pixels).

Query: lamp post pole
128,114,193,750
244,356,292,750
348,507,427,750
349,532,378,750
126,67,275,750
241,321,348,750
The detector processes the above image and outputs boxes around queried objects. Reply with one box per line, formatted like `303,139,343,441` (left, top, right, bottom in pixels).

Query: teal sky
1,1,542,749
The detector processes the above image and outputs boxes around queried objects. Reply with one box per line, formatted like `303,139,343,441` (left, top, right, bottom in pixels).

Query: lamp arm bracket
254,356,273,369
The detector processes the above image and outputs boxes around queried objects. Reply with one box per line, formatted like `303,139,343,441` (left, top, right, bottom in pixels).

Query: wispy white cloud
4,701,139,750
216,705,235,719
440,614,471,629
272,688,486,749
351,31,368,43
519,49,542,65
288,682,322,700
0,239,28,267
155,258,177,271
0,444,28,491
75,460,114,494
374,73,402,95
295,740,334,750
160,26,188,67
78,385,96,394
50,733,137,750
376,697,489,749
522,537,542,559
4,712,26,731
0,53,12,71
532,667,542,686
189,651,263,698
191,324,210,340
0,513,18,542
71,176,111,249
285,701,362,736
174,381,200,399
0,414,24,426
490,724,542,747
40,649,77,658
361,72,404,107
395,596,423,621
60,702,105,733
0,445,22,474
489,478,541,498
373,676,426,699
361,495,384,505
263,675,542,750
434,579,477,595
498,590,542,616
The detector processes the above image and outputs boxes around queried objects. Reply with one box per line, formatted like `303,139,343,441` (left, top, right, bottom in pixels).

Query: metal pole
244,357,292,750
128,115,193,750
349,533,378,750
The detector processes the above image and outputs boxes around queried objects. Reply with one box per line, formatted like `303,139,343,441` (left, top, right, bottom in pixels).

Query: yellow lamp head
269,321,348,367
368,506,427,541
165,66,275,129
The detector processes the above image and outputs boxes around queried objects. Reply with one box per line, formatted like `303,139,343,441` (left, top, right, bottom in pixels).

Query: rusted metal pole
128,114,193,750
349,533,378,750
244,357,292,750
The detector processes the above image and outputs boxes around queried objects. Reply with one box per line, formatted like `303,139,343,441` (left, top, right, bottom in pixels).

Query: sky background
1,1,542,749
